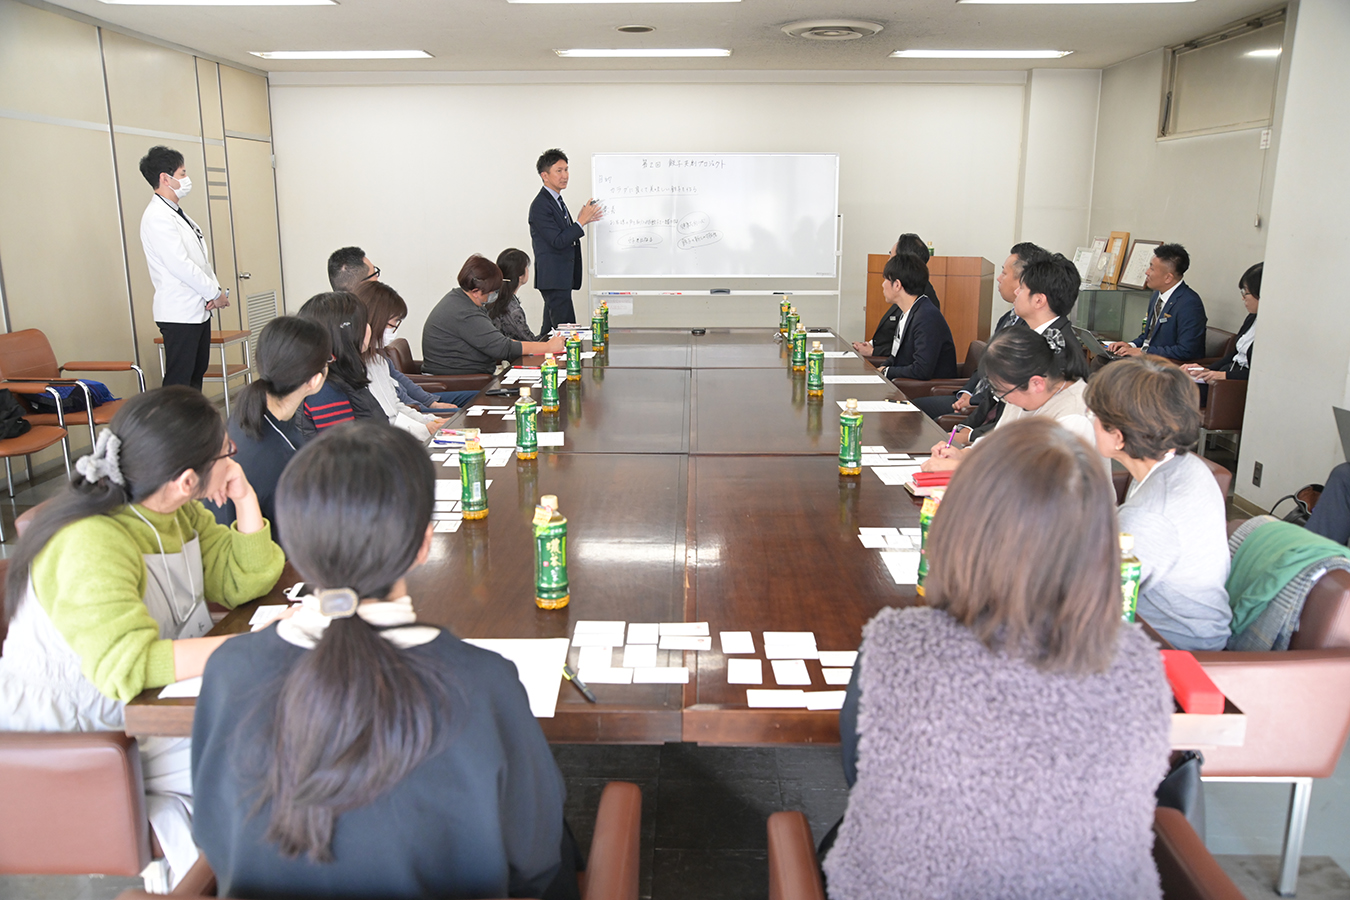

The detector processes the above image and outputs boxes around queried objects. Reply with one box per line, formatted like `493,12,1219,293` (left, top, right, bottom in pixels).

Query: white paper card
658,635,712,651
537,432,565,447
626,623,659,644
434,520,461,533
248,605,289,627
633,667,690,684
471,432,518,448
823,351,852,358
486,448,514,468
719,631,755,654
660,622,709,636
622,644,658,668
746,689,807,708
861,445,887,454
434,481,459,500
880,550,922,585
433,500,458,512
836,400,918,413
577,646,614,671
726,658,763,685
806,691,847,711
817,651,858,668
871,466,920,486
822,668,853,685
571,632,625,648
429,452,449,462
822,374,888,385
771,659,812,686
575,620,627,634
581,351,597,359
158,676,202,699
463,637,570,718
578,667,633,684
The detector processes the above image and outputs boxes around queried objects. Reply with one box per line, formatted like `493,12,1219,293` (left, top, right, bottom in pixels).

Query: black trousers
158,320,212,391
911,392,959,422
539,289,577,335
1307,463,1350,546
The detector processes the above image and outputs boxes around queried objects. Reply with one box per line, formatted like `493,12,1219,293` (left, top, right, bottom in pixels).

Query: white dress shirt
140,195,218,324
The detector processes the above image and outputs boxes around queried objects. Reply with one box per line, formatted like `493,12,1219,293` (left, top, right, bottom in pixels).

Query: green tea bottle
565,333,582,381
459,430,488,520
600,300,610,345
807,340,825,396
1120,534,1142,623
515,385,538,460
591,312,606,352
540,354,559,412
791,323,807,371
786,306,800,341
838,398,862,476
533,494,570,610
779,296,791,335
916,491,944,596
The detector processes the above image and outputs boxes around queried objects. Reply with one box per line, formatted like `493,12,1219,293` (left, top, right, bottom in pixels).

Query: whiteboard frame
587,152,841,280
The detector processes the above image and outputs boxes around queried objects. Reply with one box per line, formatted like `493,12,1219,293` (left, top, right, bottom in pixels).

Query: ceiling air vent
616,25,655,35
781,20,883,41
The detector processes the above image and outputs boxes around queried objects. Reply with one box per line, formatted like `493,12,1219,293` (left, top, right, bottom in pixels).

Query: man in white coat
138,146,229,390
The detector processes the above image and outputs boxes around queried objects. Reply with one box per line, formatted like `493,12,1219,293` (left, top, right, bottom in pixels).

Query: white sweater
366,359,436,437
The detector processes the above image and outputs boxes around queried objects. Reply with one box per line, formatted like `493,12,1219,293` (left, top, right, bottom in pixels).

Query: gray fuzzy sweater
823,607,1172,900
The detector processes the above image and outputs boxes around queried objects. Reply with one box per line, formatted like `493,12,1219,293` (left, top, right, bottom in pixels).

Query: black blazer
870,281,941,348
1209,313,1255,380
956,309,1021,401
528,187,585,291
880,295,958,381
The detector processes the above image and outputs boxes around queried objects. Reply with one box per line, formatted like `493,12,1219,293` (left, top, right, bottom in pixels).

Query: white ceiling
46,0,1283,74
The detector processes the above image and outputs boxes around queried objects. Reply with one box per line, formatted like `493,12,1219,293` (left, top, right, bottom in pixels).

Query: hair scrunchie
1043,328,1067,356
74,430,125,486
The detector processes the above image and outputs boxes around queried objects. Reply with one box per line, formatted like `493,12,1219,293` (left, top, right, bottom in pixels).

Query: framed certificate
1100,231,1130,286
1118,239,1162,290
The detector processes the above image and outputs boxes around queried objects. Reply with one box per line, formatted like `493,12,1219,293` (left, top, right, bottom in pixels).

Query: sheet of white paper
434,480,459,500
571,632,625,648
900,527,921,536
817,650,858,668
607,298,634,316
658,635,712,651
429,452,449,462
763,631,816,645
626,622,659,644
836,400,918,412
746,689,807,708
486,448,513,467
248,604,288,626
464,407,486,417
463,637,570,718
433,500,458,512
719,631,755,654
537,432,565,447
158,676,202,699
622,644,658,668
871,466,920,486
471,432,518,448
575,620,627,634
880,550,922,585
822,351,852,358
430,512,462,521
577,667,633,684
633,667,690,684
806,691,847,711
822,374,888,385
822,668,853,685
858,527,901,548
771,659,812,686
860,454,916,467
580,351,597,359
659,622,709,636
577,646,614,671
726,658,763,684
434,520,461,533
860,445,886,454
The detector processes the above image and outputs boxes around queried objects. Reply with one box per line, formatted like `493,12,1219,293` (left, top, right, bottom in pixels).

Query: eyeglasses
364,267,381,282
991,382,1026,402
1240,289,1255,299
212,439,238,462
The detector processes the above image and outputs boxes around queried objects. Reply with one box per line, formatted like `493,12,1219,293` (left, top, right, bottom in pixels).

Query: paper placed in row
880,550,921,584
836,400,919,413
822,374,889,385
871,466,923,486
434,479,493,500
859,453,914,467
746,690,846,711
858,527,917,550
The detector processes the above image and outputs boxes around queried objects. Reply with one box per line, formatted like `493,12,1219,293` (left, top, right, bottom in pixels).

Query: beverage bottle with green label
600,301,610,345
791,324,807,371
591,312,606,351
839,398,863,475
786,306,800,341
779,297,791,335
1120,534,1142,623
459,430,489,520
515,385,538,460
540,354,559,412
927,240,935,258
916,490,944,596
807,341,825,396
565,333,582,380
533,494,570,610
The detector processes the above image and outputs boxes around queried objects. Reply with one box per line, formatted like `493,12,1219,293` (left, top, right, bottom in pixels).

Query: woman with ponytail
0,387,286,884
192,421,577,900
210,316,329,542
295,291,383,440
486,247,543,342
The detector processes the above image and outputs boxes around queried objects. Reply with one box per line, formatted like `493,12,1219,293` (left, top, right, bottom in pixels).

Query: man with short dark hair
1108,243,1206,361
528,149,603,333
874,254,958,382
138,145,229,390
327,247,378,292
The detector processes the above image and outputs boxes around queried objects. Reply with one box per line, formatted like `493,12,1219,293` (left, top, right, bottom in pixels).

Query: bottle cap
846,398,858,411
519,385,531,400
812,341,822,350
1119,533,1135,552
540,494,558,510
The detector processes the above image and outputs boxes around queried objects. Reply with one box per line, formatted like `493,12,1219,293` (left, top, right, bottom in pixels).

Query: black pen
562,665,598,703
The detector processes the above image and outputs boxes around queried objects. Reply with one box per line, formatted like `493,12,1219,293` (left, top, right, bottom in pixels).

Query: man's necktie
558,197,571,224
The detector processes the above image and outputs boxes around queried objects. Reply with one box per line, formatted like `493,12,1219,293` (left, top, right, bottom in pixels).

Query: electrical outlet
1253,461,1263,487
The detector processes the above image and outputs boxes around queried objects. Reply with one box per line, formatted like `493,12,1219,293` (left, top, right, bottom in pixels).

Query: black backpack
0,389,33,440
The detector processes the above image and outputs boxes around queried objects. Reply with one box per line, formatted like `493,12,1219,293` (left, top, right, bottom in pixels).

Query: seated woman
422,254,563,376
922,325,1092,472
487,247,543,342
296,291,383,439
354,280,478,411
0,387,285,884
209,316,329,543
1184,261,1261,390
826,419,1171,899
344,282,444,439
1085,356,1232,651
192,421,578,900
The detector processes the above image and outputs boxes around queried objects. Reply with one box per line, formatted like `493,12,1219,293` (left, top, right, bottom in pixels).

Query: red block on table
1161,650,1225,714
912,471,953,487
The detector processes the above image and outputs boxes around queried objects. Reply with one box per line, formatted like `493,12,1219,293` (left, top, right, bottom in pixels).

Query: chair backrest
958,341,986,379
0,731,151,876
1200,379,1247,432
1152,807,1247,900
1289,569,1350,650
1112,455,1231,505
0,329,61,381
1204,327,1236,359
386,338,417,375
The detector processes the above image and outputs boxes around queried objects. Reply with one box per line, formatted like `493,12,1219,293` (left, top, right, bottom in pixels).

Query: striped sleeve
303,397,355,430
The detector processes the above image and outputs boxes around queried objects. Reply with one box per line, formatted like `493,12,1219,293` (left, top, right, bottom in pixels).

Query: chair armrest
1201,380,1247,430
423,374,492,393
583,781,642,900
936,413,966,432
170,854,216,896
408,376,449,390
0,381,62,396
1152,808,1246,900
767,811,825,900
864,355,887,367
60,361,137,373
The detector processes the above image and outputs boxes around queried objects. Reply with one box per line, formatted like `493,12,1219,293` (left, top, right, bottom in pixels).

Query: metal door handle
238,272,252,279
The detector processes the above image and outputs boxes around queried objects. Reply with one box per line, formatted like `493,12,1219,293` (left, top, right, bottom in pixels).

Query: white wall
267,78,1025,351
1017,68,1101,256
1236,0,1350,508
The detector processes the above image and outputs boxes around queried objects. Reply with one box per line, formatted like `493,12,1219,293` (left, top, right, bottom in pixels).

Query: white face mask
383,327,398,346
172,174,192,200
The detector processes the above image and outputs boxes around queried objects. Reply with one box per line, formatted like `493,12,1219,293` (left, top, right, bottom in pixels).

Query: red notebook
1160,650,1225,715
911,472,953,487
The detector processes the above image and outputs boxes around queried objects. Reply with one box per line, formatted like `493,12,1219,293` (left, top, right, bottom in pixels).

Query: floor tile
658,742,778,782
651,849,768,900
1214,855,1350,899
654,777,780,851
552,742,662,780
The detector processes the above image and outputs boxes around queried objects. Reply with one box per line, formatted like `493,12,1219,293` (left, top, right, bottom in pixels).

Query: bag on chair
0,389,32,440
1270,485,1324,526
25,380,117,415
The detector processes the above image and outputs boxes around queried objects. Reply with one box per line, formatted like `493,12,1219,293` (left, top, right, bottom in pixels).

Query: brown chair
1193,328,1238,369
0,385,68,542
765,808,1245,900
888,340,986,401
1112,455,1233,504
1198,380,1247,458
114,780,643,900
386,338,491,395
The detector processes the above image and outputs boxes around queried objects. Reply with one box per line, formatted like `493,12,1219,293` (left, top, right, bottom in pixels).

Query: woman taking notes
1085,356,1232,651
192,421,576,900
0,387,285,883
1186,262,1261,384
827,419,1171,899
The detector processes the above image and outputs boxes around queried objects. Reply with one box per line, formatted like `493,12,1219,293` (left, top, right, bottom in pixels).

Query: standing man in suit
874,253,958,382
528,149,603,334
1108,243,1206,361
138,145,229,390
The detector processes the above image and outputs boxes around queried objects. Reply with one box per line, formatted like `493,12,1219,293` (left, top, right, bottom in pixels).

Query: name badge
176,601,213,640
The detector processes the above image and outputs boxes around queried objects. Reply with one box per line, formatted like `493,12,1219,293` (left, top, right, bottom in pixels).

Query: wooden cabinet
865,255,995,364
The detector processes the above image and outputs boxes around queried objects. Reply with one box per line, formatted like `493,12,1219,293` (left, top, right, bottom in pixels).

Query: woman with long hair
191,421,577,899
295,291,382,439
0,387,285,884
338,281,444,438
485,247,543,342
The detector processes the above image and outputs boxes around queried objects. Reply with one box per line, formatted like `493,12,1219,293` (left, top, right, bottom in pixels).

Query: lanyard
158,195,206,251
129,505,196,628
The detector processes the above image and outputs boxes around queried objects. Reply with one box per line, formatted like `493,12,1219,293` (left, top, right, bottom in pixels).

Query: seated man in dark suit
874,253,958,383
853,233,942,356
1107,243,1206,361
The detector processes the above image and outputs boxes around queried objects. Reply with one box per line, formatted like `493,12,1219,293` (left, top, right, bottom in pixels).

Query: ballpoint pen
945,425,959,448
562,665,598,703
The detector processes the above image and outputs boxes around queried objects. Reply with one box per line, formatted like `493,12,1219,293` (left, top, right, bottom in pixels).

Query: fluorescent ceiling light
555,48,731,57
250,50,432,59
1245,48,1282,57
102,0,332,5
515,0,736,3
958,0,1192,4
891,49,1073,59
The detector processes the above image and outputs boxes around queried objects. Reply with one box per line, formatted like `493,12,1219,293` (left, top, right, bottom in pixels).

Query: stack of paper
570,620,697,685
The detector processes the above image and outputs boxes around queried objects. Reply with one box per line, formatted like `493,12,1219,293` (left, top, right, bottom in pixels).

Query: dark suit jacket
870,281,941,348
881,295,958,381
956,309,1020,401
1130,282,1207,361
528,187,585,291
1209,313,1255,380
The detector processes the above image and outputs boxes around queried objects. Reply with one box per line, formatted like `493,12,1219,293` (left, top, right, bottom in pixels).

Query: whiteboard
590,153,839,278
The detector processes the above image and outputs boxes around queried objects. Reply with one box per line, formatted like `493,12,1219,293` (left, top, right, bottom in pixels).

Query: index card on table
463,637,570,718
727,658,763,685
719,631,755,654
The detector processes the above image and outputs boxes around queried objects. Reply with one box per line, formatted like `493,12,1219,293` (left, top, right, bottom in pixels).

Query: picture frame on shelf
1118,239,1162,290
1100,231,1130,286
1086,236,1109,287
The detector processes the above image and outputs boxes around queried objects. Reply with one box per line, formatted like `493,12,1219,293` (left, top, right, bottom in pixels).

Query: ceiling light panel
514,0,736,4
250,50,433,59
891,49,1073,59
958,0,1193,4
555,48,731,57
102,0,333,5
